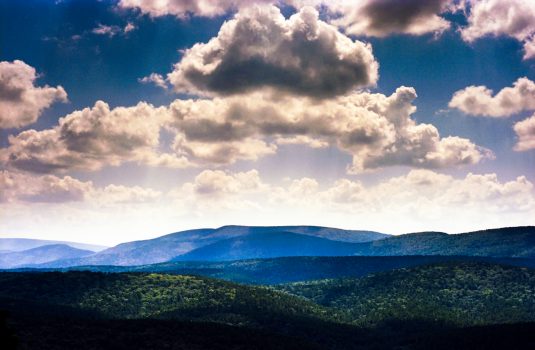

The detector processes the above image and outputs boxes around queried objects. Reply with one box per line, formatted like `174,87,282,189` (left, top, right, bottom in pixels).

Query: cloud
460,0,535,60
0,170,92,203
2,87,489,174
92,24,122,37
167,5,378,98
167,87,490,172
328,0,452,37
514,114,535,151
319,169,535,215
118,0,278,18
92,23,137,37
167,168,535,232
275,135,328,148
119,0,457,38
183,169,265,196
0,170,161,204
3,168,533,244
171,135,277,165
124,22,136,33
94,184,161,204
448,77,535,117
0,60,67,129
138,73,168,89
1,100,188,173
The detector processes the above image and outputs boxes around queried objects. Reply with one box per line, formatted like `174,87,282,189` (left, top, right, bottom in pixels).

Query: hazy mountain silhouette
36,226,387,267
0,238,107,252
0,244,94,269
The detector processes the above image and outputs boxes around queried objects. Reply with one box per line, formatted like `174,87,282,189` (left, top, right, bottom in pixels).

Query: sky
0,0,534,246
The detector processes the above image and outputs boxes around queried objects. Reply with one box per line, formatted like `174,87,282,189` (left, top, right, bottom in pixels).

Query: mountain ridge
0,238,108,252
36,225,387,267
0,244,95,269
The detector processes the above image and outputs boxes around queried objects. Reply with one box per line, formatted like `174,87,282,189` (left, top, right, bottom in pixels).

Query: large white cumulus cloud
0,170,160,204
0,60,67,129
0,170,92,203
118,0,279,18
121,0,459,38
167,6,379,98
460,0,535,60
0,100,188,173
514,114,535,151
167,87,491,172
449,77,535,117
448,77,535,153
328,0,452,37
1,87,490,174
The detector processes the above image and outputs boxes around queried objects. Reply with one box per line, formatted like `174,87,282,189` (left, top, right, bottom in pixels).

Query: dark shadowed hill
0,272,344,331
32,255,535,285
0,244,94,269
2,263,535,350
36,226,387,267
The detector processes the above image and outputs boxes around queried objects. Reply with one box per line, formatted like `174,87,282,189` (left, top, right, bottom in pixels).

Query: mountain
36,255,535,285
0,244,94,269
279,261,535,326
0,238,107,252
38,225,386,267
15,226,535,268
350,226,535,258
169,226,535,263
172,231,361,262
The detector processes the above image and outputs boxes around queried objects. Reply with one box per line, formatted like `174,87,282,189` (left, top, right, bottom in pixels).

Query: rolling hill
36,225,387,267
278,261,535,326
350,226,535,258
2,262,535,349
0,271,345,329
0,244,95,269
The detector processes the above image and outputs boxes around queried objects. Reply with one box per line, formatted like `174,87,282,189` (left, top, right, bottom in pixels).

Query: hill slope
279,262,535,326
2,264,535,349
0,244,95,269
39,226,386,267
170,226,535,263
350,226,535,258
172,232,361,262
0,272,339,325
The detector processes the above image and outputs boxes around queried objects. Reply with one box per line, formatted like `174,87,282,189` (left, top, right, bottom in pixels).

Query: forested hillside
279,262,535,326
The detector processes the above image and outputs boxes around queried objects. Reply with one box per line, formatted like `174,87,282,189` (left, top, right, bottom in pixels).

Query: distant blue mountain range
3,225,535,269
0,244,94,269
0,238,107,252
28,226,387,267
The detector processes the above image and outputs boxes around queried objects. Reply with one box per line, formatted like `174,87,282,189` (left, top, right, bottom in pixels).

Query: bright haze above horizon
1,0,534,246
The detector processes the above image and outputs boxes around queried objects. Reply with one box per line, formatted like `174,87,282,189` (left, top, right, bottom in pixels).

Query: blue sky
1,0,534,245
